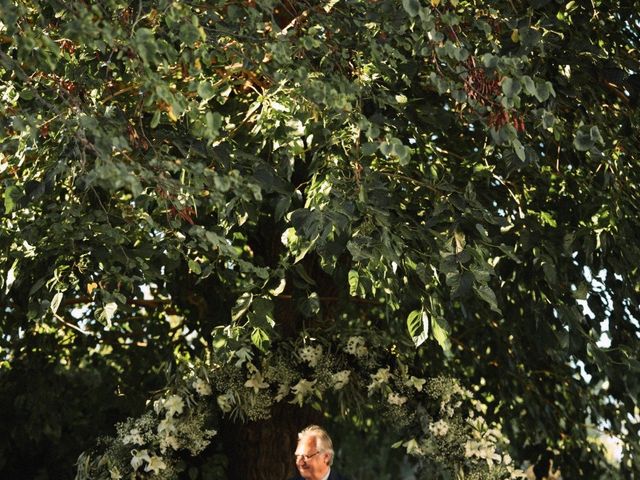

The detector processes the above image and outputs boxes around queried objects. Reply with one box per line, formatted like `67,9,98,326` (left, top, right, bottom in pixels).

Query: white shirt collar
320,468,331,480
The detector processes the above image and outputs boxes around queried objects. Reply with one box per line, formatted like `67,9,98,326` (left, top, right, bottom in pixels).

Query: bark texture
222,403,323,480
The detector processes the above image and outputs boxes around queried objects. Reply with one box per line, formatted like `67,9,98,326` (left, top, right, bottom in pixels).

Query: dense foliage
1,0,639,478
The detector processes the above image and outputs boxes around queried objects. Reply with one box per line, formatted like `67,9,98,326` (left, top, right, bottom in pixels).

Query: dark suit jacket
289,470,347,480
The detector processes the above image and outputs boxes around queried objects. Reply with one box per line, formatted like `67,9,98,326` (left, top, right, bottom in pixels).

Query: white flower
193,378,212,396
234,346,253,367
130,449,150,471
217,392,235,413
472,398,488,414
160,434,180,453
368,367,391,392
158,417,176,435
440,400,455,418
299,345,323,367
274,382,290,402
163,394,185,417
387,392,408,406
345,336,367,357
331,370,351,390
244,370,269,393
145,455,167,475
405,375,426,392
464,439,501,467
109,467,122,480
373,367,391,383
290,378,316,406
403,439,424,456
429,419,449,437
122,428,144,445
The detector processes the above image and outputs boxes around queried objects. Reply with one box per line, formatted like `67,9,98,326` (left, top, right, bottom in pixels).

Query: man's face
294,435,330,480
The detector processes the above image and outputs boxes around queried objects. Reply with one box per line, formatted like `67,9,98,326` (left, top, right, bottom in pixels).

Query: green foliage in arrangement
1,0,639,478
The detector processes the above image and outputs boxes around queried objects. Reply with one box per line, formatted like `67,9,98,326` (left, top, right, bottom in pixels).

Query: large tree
1,0,639,478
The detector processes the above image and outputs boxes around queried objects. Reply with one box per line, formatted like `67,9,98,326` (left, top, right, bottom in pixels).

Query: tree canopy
1,0,639,478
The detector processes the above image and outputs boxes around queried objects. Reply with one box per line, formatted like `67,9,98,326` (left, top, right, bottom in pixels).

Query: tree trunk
221,403,323,480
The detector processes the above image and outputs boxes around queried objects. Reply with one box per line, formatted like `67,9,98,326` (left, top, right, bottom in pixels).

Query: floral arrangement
76,328,525,479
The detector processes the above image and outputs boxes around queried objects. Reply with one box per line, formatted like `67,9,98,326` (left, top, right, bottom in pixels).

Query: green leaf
361,142,378,156
300,292,321,317
521,75,536,96
519,27,542,47
407,309,429,347
101,302,118,326
482,53,499,69
402,0,420,17
188,259,202,274
512,138,525,161
501,77,521,98
379,141,393,157
274,195,291,221
542,111,555,129
150,109,161,128
431,316,451,352
535,81,554,102
574,128,594,151
269,278,287,296
348,270,359,296
380,138,411,164
3,185,22,214
251,327,270,352
50,292,63,315
4,259,18,294
590,126,604,145
205,111,222,140
133,28,159,65
473,284,500,313
540,211,557,227
197,81,217,101
232,293,253,322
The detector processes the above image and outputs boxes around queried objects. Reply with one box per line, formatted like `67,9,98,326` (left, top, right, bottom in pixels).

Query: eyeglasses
294,451,322,462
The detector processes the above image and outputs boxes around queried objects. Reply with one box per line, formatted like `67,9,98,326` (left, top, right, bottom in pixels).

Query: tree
1,0,639,478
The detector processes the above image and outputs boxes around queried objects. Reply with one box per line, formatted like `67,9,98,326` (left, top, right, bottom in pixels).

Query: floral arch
76,325,524,480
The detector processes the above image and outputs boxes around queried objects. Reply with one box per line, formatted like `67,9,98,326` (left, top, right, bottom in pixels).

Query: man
289,425,348,480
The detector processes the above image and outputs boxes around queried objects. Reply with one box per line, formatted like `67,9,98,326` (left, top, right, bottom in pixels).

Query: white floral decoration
234,346,253,367
345,336,368,357
163,394,185,417
130,449,150,471
144,454,167,474
275,382,290,402
331,370,351,390
429,419,449,437
122,428,144,445
244,365,269,393
368,367,391,392
157,417,176,435
217,391,235,413
299,344,323,367
78,336,528,480
290,378,317,406
403,438,424,456
159,434,180,453
387,392,408,406
465,417,507,468
405,375,426,392
193,378,212,396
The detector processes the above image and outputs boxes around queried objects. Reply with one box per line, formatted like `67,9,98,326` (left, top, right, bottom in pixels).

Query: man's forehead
296,435,317,450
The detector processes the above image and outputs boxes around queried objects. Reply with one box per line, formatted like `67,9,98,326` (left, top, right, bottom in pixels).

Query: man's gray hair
298,425,335,466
